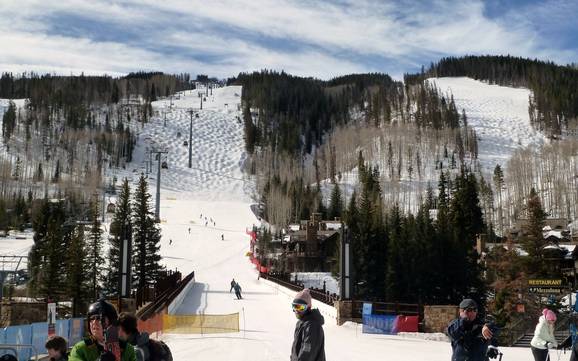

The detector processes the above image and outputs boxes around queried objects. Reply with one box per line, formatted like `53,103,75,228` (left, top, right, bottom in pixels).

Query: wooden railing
260,273,339,305
137,271,194,321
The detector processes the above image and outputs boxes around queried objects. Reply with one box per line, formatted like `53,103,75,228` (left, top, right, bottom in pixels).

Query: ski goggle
292,303,308,313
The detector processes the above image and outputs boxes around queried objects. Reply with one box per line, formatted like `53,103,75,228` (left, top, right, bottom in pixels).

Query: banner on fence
362,314,399,335
163,313,239,334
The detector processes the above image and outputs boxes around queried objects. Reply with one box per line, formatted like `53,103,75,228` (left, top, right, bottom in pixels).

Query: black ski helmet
87,299,118,325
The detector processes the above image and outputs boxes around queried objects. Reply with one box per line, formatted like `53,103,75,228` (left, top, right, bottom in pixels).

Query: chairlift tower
187,109,196,168
149,149,168,222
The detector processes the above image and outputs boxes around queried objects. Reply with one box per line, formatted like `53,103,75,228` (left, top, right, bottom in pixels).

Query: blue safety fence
0,318,84,360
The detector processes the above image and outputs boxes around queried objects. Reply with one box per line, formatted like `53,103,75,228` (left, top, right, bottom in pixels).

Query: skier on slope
230,279,236,293
447,299,497,361
69,300,136,361
234,282,243,299
290,289,326,361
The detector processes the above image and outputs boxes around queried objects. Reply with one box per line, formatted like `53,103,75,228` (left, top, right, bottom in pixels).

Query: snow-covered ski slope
429,77,547,171
134,85,555,361
0,83,565,360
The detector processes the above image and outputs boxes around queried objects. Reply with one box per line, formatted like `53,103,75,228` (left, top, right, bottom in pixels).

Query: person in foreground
46,335,69,361
530,308,558,361
447,298,496,361
118,312,172,361
69,299,136,361
290,288,326,361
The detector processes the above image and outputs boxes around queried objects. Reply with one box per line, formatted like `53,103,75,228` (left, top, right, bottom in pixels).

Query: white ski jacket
530,315,557,349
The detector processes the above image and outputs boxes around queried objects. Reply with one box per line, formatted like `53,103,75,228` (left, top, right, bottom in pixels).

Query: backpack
148,339,173,361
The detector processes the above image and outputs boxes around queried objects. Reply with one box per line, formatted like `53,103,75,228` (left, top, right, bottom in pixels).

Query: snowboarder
169,239,172,245
447,299,495,361
234,282,243,299
290,289,325,361
221,234,224,241
530,308,558,361
69,299,136,361
45,335,69,361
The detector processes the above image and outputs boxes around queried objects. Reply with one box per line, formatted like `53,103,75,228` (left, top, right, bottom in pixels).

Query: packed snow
0,83,569,360
429,77,547,172
128,84,564,361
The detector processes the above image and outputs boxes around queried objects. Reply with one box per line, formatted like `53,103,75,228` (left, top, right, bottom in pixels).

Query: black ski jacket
447,317,496,361
290,309,326,361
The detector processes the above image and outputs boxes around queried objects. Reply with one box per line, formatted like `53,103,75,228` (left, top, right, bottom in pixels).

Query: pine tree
385,205,403,301
67,225,88,316
105,178,132,296
29,200,67,299
2,101,16,142
243,104,257,154
53,159,60,183
86,196,105,299
522,188,547,274
328,184,343,220
132,175,163,290
448,170,486,303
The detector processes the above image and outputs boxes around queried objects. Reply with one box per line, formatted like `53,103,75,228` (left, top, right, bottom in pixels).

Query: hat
543,308,557,322
459,299,478,309
293,288,312,308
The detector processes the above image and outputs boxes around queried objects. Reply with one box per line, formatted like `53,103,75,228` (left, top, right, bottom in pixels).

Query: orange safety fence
163,313,240,334
138,308,166,336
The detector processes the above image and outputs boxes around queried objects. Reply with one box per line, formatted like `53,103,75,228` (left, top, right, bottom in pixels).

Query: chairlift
183,140,188,147
161,161,168,169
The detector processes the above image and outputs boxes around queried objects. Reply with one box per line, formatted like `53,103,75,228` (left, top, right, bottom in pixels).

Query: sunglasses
292,303,308,313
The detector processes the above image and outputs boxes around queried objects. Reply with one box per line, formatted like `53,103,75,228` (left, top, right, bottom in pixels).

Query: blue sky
0,0,576,80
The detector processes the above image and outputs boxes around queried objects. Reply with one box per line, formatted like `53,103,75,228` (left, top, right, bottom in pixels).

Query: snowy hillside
429,77,547,172
130,84,564,361
0,83,569,360
318,76,549,214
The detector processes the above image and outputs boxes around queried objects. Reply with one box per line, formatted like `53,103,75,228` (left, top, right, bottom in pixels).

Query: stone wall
424,305,458,333
335,300,362,325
